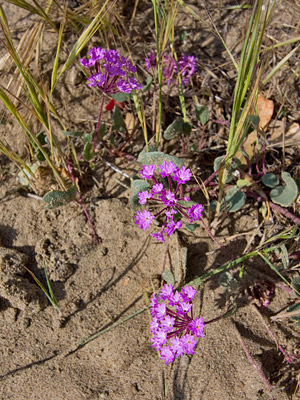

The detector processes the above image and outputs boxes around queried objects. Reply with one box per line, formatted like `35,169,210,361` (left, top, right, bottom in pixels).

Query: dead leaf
257,94,274,129
125,113,135,135
236,94,274,164
267,121,300,147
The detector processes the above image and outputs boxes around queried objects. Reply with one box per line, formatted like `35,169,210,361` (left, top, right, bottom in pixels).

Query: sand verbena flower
150,284,204,364
134,161,204,242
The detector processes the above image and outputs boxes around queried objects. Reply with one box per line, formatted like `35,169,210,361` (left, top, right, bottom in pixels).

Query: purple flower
145,50,196,86
149,284,204,364
160,346,175,364
159,161,178,178
161,315,175,332
159,284,174,301
150,232,165,243
140,164,156,180
87,73,106,87
164,219,182,236
138,190,153,205
188,204,204,222
145,51,156,70
181,285,197,302
134,210,154,231
160,190,177,207
170,336,186,357
172,166,192,184
177,55,196,85
189,317,205,338
152,183,164,194
117,77,141,93
181,334,197,354
80,46,141,95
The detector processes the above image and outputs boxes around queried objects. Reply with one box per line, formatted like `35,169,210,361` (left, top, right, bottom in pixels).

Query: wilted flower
145,50,196,86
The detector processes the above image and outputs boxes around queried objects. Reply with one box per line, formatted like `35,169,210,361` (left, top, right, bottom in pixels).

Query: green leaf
185,223,200,232
236,178,252,187
43,185,77,209
36,131,47,145
163,270,175,286
83,142,94,161
243,114,260,136
196,105,209,125
112,105,125,131
270,172,298,207
61,130,85,137
137,151,184,169
163,117,191,141
225,187,246,212
211,186,245,213
82,134,93,143
262,173,279,188
142,76,153,92
111,92,130,102
98,123,106,141
214,156,241,184
292,277,300,298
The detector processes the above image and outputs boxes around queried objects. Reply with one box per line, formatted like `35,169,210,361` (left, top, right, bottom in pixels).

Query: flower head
149,284,204,364
159,161,178,178
134,210,154,231
172,166,192,184
145,50,196,86
140,164,156,180
134,162,204,242
80,46,141,95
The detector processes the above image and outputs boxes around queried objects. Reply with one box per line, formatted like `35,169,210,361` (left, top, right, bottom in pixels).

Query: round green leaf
262,173,279,188
270,172,298,207
137,152,184,169
225,187,245,212
163,270,175,286
43,185,77,209
164,117,184,141
195,105,209,126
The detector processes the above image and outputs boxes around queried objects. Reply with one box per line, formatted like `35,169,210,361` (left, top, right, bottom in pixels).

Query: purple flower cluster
150,284,204,364
80,47,141,94
134,161,204,242
145,50,196,85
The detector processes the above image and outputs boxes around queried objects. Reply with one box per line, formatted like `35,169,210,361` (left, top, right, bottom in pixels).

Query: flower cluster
134,161,204,242
145,50,196,85
80,46,141,94
150,284,204,364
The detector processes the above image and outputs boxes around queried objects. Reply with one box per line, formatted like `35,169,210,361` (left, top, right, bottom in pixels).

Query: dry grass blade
0,86,66,189
58,0,116,79
6,0,58,31
51,18,65,94
262,44,300,85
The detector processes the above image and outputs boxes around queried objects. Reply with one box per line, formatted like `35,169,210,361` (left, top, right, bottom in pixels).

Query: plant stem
93,95,105,152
